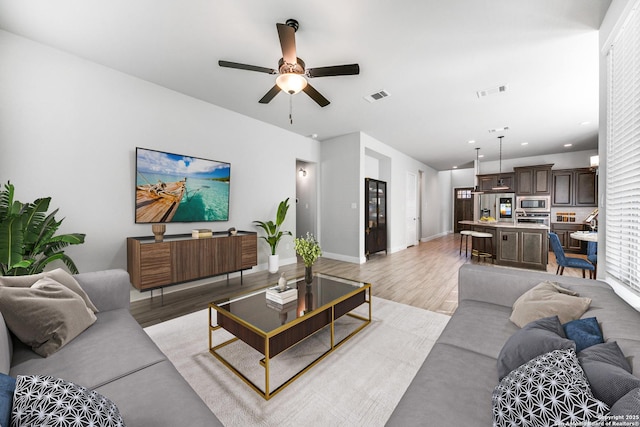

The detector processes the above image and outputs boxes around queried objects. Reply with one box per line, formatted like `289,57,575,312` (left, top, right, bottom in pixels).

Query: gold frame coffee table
208,273,371,400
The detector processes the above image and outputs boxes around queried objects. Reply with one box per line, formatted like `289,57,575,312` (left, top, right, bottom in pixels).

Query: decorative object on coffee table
294,232,322,285
152,224,166,242
278,273,287,291
253,198,292,273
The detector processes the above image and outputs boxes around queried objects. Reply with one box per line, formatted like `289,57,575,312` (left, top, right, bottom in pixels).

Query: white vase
268,254,279,273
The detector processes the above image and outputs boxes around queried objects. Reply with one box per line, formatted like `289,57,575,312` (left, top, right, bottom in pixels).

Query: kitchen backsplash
550,207,598,224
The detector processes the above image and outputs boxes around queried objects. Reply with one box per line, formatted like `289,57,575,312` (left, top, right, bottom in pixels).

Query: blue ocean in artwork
136,148,230,222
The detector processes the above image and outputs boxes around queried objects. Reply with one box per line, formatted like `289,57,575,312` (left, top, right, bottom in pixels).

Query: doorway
296,160,317,239
453,187,474,233
406,172,418,247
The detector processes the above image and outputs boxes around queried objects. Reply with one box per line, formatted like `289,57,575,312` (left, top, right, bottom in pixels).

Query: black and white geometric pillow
12,375,125,427
492,349,609,427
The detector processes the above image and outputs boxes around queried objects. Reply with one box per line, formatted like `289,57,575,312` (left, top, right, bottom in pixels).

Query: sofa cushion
9,308,167,390
492,349,609,426
0,268,98,312
510,281,591,327
610,387,640,416
95,360,221,427
578,341,640,407
0,373,15,427
387,343,496,426
12,375,124,427
433,300,517,360
0,313,12,375
497,316,575,380
0,277,97,357
563,317,604,353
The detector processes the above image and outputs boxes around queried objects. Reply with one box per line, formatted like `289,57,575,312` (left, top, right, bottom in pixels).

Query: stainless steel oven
516,212,550,226
516,196,551,213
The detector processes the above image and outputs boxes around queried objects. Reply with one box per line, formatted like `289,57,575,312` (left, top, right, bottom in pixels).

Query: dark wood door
454,188,474,233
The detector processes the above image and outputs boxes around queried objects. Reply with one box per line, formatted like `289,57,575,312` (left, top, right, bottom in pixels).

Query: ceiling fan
218,19,360,107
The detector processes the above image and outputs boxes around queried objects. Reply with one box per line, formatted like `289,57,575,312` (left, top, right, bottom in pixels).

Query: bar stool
459,230,474,257
471,231,493,263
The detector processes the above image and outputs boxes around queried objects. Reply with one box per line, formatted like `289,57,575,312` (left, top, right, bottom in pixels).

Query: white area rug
144,297,449,426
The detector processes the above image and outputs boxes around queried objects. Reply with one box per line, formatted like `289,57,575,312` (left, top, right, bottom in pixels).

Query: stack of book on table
192,229,212,238
266,286,298,306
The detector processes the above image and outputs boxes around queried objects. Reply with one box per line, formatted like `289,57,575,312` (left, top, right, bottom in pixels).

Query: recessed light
468,140,476,144
453,166,458,169
580,121,591,126
479,154,485,158
564,143,573,147
521,142,529,146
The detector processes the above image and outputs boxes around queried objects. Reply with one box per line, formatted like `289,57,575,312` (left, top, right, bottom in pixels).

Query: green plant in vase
294,232,322,284
253,198,291,273
0,181,86,276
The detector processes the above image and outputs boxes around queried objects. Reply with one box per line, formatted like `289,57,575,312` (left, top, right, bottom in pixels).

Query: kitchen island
458,220,549,271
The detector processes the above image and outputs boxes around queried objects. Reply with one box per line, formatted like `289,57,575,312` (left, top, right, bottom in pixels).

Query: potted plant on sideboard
0,181,86,276
253,198,291,273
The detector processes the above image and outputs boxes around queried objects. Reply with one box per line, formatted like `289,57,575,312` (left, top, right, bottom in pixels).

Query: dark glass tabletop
212,273,367,333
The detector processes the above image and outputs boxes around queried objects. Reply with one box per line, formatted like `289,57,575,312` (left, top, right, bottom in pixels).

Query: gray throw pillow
497,315,575,380
0,277,97,357
510,281,591,328
578,341,640,407
0,268,98,312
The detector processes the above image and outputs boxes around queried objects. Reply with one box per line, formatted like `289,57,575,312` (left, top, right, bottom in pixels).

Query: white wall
320,133,361,262
0,31,320,289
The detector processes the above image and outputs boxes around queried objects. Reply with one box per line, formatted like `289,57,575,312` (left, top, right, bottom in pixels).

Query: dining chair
587,241,597,278
548,232,595,279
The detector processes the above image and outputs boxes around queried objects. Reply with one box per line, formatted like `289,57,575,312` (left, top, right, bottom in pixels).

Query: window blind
606,2,640,292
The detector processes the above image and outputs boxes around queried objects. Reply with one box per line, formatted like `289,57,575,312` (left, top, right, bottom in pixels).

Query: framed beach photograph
135,147,231,223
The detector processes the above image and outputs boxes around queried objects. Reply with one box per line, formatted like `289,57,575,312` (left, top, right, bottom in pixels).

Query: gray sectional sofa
1,269,222,426
387,263,640,425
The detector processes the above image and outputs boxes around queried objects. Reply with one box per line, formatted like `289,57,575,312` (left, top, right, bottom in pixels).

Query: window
606,2,640,293
456,189,471,199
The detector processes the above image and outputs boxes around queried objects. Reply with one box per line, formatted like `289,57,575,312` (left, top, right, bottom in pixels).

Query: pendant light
471,147,484,194
492,135,510,191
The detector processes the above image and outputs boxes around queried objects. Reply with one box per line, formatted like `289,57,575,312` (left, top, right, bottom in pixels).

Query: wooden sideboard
127,231,257,291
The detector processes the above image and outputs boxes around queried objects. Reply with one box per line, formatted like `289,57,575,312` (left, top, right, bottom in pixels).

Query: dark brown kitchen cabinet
365,178,387,258
551,224,586,253
552,168,597,207
514,165,553,195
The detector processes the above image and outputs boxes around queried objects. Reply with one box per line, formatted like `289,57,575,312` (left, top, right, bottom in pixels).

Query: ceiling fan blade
307,64,360,78
303,84,330,107
218,60,277,74
259,85,282,104
276,23,297,65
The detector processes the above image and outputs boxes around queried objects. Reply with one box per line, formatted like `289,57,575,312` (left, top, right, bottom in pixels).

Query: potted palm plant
0,181,86,276
253,198,291,273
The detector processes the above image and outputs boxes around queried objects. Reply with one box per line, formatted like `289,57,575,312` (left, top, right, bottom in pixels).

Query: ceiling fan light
276,73,307,94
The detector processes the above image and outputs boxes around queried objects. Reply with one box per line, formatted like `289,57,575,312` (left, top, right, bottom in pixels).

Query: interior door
406,172,418,247
454,187,474,233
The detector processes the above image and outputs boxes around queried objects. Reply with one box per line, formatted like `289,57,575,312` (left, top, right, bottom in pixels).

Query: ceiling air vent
477,85,508,98
364,90,390,103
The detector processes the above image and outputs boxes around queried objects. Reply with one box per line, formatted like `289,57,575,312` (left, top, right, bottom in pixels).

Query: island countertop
458,220,549,230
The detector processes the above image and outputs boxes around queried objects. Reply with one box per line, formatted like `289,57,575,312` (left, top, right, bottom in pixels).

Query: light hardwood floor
130,232,588,327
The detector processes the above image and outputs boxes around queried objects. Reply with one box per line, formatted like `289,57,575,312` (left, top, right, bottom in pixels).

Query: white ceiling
0,0,611,170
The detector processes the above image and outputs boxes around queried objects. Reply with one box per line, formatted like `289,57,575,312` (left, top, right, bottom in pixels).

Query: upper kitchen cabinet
478,173,515,192
552,168,597,207
514,165,553,196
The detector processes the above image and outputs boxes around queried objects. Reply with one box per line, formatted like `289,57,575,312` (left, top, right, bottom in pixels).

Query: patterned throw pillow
492,349,609,427
12,375,125,427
